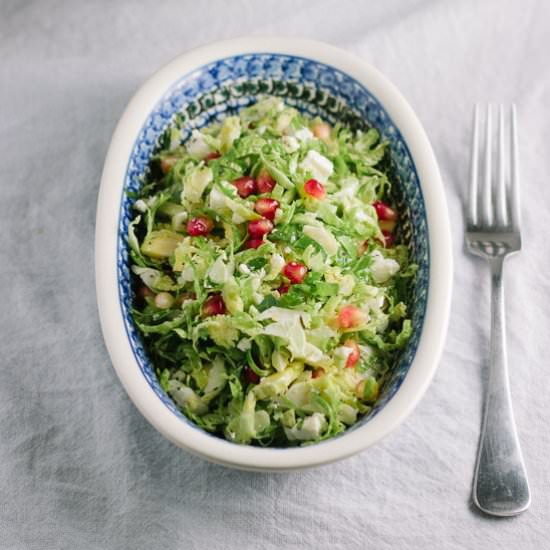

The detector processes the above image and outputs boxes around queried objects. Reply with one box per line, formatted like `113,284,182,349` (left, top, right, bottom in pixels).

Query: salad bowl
95,37,452,471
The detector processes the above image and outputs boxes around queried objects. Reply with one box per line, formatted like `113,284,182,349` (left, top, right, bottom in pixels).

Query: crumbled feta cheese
265,253,285,280
133,199,148,213
338,404,358,426
284,413,327,441
365,293,385,312
293,127,314,143
333,177,360,209
339,274,355,296
299,150,333,183
370,250,400,283
208,185,227,211
177,266,195,283
186,130,211,160
250,271,264,291
171,211,188,232
237,338,252,352
281,135,300,153
238,263,251,275
208,254,233,284
353,208,370,222
231,212,246,224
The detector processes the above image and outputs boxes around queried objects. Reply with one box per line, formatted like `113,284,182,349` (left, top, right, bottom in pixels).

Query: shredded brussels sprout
130,97,415,446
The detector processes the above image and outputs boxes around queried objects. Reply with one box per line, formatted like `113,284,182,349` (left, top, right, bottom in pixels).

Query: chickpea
312,122,331,141
155,292,174,309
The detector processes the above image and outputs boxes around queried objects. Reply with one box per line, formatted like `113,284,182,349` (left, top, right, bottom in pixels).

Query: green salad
129,97,415,446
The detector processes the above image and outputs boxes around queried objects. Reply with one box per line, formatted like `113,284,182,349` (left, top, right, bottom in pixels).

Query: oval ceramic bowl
95,37,452,471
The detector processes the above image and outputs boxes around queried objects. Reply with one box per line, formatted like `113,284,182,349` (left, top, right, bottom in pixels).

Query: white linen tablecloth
1,1,549,548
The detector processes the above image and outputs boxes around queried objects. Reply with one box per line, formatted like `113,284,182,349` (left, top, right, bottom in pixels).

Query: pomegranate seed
343,340,360,368
277,284,290,295
187,216,214,236
372,200,398,221
202,294,226,316
312,368,325,379
282,261,307,284
232,176,257,198
244,366,260,384
205,151,221,163
337,305,366,329
304,179,326,199
254,198,279,221
379,219,396,233
256,171,276,194
382,230,394,248
312,122,331,140
248,218,273,237
160,156,178,174
244,238,264,249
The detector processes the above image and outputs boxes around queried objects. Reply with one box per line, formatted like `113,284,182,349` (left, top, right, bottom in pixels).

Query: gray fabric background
1,0,549,548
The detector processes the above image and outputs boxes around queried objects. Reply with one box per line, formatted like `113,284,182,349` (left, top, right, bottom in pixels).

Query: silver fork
467,104,530,516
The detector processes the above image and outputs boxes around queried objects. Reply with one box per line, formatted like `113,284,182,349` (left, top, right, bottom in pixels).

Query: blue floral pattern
117,54,429,445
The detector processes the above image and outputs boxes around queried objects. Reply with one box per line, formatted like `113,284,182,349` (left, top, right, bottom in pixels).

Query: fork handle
473,257,531,516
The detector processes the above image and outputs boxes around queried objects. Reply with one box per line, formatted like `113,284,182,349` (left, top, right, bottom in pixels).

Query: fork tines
468,104,520,232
